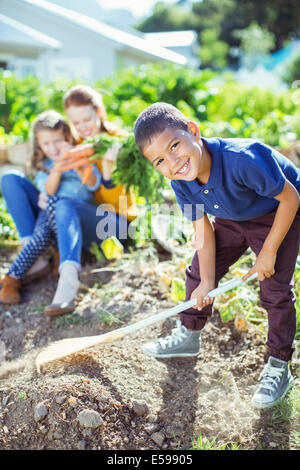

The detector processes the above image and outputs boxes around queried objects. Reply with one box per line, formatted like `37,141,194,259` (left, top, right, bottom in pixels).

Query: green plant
191,433,240,450
96,63,215,124
54,313,90,329
0,197,18,242
89,242,105,262
2,64,300,152
234,22,275,70
96,307,126,326
199,28,230,70
0,72,46,140
282,51,300,86
266,385,300,427
170,278,186,302
294,256,300,341
87,133,167,203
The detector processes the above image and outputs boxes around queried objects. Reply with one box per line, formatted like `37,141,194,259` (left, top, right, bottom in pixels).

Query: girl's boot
0,275,21,304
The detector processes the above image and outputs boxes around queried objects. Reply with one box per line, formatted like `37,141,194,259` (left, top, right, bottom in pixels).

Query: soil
0,243,299,451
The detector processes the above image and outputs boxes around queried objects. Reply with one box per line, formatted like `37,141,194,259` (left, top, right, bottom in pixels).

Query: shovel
36,272,258,372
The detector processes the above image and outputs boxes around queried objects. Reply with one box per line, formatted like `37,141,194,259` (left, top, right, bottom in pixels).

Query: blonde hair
28,110,75,175
63,85,127,137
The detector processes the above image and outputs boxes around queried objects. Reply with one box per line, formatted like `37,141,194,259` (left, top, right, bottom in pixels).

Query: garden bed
0,244,299,451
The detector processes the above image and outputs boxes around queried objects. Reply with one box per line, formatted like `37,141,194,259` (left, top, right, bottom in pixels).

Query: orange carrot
81,164,93,185
57,144,95,162
58,157,90,172
64,145,94,159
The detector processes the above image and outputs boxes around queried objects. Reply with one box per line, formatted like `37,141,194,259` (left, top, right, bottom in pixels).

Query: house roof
20,0,187,64
144,31,198,48
0,12,61,49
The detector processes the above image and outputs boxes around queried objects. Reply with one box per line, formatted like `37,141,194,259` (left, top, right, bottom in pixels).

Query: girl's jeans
8,203,57,279
182,210,300,362
1,172,129,273
1,171,41,242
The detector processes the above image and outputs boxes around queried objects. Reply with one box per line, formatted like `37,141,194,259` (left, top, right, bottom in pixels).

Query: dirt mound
0,246,298,450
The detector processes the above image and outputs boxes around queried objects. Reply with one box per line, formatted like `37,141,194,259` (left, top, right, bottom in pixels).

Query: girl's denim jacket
34,158,102,203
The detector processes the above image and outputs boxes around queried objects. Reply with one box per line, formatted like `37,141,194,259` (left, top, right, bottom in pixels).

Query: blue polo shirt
171,137,300,222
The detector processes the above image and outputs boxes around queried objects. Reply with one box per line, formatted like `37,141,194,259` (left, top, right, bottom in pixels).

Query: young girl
0,110,101,307
41,85,138,316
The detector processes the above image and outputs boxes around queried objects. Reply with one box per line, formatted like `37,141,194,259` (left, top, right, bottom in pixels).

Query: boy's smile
143,122,211,184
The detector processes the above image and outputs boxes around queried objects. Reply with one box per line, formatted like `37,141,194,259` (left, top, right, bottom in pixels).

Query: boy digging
134,102,300,409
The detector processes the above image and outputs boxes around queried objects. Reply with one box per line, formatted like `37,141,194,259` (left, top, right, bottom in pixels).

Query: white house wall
0,0,119,81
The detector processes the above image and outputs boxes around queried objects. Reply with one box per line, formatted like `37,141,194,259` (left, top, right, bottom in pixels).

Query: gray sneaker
142,321,201,358
251,356,294,409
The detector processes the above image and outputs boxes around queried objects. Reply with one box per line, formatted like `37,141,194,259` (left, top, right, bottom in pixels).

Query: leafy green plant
96,63,215,124
0,72,46,140
294,257,300,341
0,197,19,242
88,133,167,203
281,51,300,86
96,307,126,326
266,385,300,429
191,433,240,450
234,22,275,70
89,241,105,262
214,254,265,327
2,64,300,151
199,28,229,70
54,313,90,329
170,278,186,302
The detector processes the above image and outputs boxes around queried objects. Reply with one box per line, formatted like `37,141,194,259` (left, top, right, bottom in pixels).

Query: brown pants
182,210,300,361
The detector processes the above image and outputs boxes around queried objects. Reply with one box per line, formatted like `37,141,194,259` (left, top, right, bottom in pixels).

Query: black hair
134,102,189,152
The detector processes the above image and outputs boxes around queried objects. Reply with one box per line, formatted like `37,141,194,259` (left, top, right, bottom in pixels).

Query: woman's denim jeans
54,198,129,271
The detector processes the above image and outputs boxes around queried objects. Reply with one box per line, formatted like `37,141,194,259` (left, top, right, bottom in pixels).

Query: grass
100,288,123,300
53,313,90,329
96,307,127,326
29,302,51,314
190,433,240,450
267,382,300,427
248,378,300,450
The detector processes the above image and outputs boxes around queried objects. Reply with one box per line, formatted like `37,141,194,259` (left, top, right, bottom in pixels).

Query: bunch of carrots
56,143,95,184
55,134,167,202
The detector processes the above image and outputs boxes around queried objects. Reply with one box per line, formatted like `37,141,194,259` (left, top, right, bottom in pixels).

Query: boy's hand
191,281,215,310
243,249,276,282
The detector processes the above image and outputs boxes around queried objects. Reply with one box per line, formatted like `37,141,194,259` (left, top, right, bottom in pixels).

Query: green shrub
0,198,18,242
282,52,300,86
2,63,300,148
